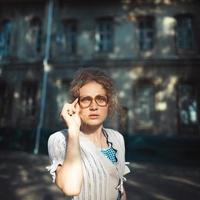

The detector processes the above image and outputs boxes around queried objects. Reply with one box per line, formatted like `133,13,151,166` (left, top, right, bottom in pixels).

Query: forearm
56,132,83,196
121,187,127,200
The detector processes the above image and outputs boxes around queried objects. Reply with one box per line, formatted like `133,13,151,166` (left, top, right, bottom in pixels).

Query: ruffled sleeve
124,162,130,175
46,130,67,182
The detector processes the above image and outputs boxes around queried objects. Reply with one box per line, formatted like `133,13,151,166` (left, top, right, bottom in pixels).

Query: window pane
96,18,113,52
59,19,77,54
26,17,42,55
178,84,198,125
135,83,154,128
138,16,154,51
118,106,128,134
21,81,38,117
0,81,12,125
176,15,194,50
0,19,12,59
56,79,71,111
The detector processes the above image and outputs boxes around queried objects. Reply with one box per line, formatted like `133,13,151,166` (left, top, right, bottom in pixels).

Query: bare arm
55,99,83,196
121,187,127,200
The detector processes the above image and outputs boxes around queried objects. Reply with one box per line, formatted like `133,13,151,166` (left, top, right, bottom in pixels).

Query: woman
47,68,130,200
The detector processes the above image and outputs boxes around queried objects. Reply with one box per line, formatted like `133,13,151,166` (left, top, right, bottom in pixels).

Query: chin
85,119,104,127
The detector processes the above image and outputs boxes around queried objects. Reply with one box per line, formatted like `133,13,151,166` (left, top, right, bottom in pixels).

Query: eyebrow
79,94,107,97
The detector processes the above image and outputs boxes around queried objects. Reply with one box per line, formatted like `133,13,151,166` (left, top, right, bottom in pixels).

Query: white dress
47,128,130,200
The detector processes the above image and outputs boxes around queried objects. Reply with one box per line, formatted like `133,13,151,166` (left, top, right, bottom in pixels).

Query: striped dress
47,128,130,200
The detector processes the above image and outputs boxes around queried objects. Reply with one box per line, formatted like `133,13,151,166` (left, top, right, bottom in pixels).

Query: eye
80,96,92,103
96,95,108,103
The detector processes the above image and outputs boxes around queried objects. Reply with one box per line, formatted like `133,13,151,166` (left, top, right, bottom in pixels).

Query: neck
80,124,105,147
81,124,103,136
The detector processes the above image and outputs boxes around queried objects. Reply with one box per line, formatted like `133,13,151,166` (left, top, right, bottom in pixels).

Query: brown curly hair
69,67,119,116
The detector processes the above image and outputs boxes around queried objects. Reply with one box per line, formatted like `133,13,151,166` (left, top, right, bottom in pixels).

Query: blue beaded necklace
100,129,117,164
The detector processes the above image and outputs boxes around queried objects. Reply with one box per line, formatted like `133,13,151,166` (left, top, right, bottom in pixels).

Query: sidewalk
125,162,200,200
0,151,200,200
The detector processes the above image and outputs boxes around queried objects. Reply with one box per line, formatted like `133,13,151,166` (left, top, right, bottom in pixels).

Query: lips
89,114,99,119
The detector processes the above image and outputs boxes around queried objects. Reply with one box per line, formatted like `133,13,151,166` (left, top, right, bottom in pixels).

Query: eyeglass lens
79,95,108,108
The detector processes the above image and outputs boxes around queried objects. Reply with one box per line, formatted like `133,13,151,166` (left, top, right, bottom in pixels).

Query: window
56,79,71,109
118,106,128,134
95,18,113,52
177,83,198,126
56,19,77,54
138,16,155,51
0,19,12,59
134,81,154,131
0,81,12,126
21,81,38,118
55,79,71,127
26,17,42,55
175,14,194,50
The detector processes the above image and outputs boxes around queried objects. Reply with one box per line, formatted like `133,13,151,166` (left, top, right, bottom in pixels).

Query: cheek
100,107,109,117
79,109,87,119
79,108,94,121
79,107,109,119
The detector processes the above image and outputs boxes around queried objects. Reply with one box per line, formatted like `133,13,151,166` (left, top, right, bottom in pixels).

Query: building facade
0,0,200,153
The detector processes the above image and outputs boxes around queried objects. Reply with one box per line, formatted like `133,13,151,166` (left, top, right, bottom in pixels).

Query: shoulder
103,128,124,142
104,128,126,154
48,129,68,146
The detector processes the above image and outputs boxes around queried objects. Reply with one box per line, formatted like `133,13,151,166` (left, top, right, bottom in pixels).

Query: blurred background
0,0,200,199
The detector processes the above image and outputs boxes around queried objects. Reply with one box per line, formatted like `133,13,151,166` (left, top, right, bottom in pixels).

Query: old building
0,0,200,154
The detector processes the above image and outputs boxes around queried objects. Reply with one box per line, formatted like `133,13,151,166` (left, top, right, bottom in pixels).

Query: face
78,81,109,127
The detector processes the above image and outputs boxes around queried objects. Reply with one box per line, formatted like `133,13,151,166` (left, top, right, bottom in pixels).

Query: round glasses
78,95,108,108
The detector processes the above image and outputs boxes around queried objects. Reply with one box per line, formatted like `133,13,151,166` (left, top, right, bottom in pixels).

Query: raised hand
60,98,81,134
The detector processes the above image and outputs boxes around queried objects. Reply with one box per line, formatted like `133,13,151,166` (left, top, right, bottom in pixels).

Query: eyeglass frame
78,95,109,108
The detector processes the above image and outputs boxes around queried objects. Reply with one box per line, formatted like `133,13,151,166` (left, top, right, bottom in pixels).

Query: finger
72,98,79,106
63,103,71,111
62,104,73,116
75,101,80,114
67,109,74,116
72,98,79,113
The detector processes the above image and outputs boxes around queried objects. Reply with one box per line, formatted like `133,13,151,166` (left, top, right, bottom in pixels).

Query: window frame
0,80,13,126
57,19,78,55
137,16,155,51
95,17,114,53
177,81,199,134
175,14,195,54
20,80,38,119
0,19,12,59
133,80,155,133
26,16,42,56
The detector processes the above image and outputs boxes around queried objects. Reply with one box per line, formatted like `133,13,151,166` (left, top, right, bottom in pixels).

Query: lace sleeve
46,130,67,182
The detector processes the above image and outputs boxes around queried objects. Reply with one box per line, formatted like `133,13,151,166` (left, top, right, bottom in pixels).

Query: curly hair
69,67,119,116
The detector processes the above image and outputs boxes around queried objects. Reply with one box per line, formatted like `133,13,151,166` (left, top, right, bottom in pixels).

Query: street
0,151,200,200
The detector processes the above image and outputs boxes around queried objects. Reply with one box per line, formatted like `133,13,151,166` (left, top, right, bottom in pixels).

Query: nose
89,99,98,110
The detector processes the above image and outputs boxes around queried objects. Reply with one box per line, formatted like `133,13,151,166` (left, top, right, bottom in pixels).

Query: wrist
68,128,80,137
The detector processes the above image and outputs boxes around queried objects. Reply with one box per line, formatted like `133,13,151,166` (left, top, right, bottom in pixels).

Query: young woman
47,68,130,200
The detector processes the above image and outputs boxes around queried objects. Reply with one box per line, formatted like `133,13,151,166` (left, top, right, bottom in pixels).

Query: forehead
79,81,106,96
